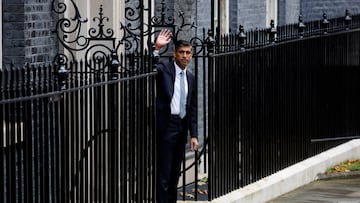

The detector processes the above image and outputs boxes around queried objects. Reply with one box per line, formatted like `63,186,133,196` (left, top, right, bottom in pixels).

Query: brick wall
3,0,25,66
278,0,301,25
229,0,240,33
236,0,267,30
198,0,267,33
3,0,57,66
301,0,360,22
196,0,212,30
228,0,360,30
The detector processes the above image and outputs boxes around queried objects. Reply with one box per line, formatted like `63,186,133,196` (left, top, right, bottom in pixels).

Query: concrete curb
178,139,360,203
317,170,360,180
213,139,360,203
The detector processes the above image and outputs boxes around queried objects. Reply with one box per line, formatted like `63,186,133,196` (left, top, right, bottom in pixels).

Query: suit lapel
167,62,176,100
170,62,176,83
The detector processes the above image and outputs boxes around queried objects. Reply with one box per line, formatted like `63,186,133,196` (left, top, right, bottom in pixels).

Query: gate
52,1,158,201
1,0,209,202
50,1,209,202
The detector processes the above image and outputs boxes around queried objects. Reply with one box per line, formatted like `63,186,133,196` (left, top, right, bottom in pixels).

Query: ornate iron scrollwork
89,6,114,39
151,1,174,26
52,0,90,56
52,0,207,73
149,1,206,56
52,0,118,73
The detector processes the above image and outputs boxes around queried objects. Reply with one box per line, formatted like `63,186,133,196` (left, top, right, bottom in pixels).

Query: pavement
268,173,360,203
179,174,360,203
178,139,360,203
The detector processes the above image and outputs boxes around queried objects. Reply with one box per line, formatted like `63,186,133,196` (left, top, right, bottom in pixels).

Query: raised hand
155,29,172,50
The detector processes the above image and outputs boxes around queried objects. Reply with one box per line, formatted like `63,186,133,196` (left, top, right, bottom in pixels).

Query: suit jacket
156,61,198,138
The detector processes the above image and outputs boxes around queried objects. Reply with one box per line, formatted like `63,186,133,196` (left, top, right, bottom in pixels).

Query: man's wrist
154,44,162,50
153,50,160,56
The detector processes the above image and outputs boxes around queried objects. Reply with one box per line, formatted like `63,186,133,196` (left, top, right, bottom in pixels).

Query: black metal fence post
56,58,69,203
56,56,68,91
206,29,215,200
298,15,306,38
322,12,330,34
238,25,246,51
108,50,119,202
345,9,352,30
268,20,277,44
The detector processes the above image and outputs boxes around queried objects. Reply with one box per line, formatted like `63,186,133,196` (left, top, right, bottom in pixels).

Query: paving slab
268,175,360,203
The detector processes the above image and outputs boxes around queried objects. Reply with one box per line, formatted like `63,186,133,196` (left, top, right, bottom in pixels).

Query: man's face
173,45,193,70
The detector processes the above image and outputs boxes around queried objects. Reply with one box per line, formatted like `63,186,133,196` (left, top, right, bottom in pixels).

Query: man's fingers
160,29,172,39
155,29,173,49
192,142,199,151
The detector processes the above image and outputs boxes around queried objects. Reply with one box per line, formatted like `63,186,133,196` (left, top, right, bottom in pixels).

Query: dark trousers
157,115,187,203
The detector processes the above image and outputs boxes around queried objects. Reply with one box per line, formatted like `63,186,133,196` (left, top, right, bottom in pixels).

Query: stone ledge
193,139,360,203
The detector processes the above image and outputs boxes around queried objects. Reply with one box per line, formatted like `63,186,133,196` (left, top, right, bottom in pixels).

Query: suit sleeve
189,76,198,138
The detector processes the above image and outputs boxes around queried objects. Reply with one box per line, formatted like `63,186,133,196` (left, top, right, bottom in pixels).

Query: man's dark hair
174,40,192,50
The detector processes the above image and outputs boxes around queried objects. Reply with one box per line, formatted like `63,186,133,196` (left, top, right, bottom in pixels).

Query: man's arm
153,29,172,69
189,73,199,151
154,29,172,51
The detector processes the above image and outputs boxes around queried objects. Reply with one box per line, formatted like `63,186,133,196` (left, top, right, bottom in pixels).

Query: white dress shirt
171,62,188,115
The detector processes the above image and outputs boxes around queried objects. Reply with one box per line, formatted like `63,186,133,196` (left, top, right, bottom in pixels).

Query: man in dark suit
154,29,199,203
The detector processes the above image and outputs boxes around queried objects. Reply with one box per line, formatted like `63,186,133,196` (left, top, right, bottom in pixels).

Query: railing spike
321,12,330,34
238,24,246,51
268,19,277,44
345,9,352,30
298,15,306,38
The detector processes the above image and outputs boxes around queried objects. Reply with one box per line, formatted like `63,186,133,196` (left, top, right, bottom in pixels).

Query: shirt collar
174,62,187,75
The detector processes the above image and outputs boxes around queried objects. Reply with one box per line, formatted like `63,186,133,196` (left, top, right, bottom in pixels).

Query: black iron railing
3,1,360,202
206,11,360,200
216,11,360,52
1,56,157,202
